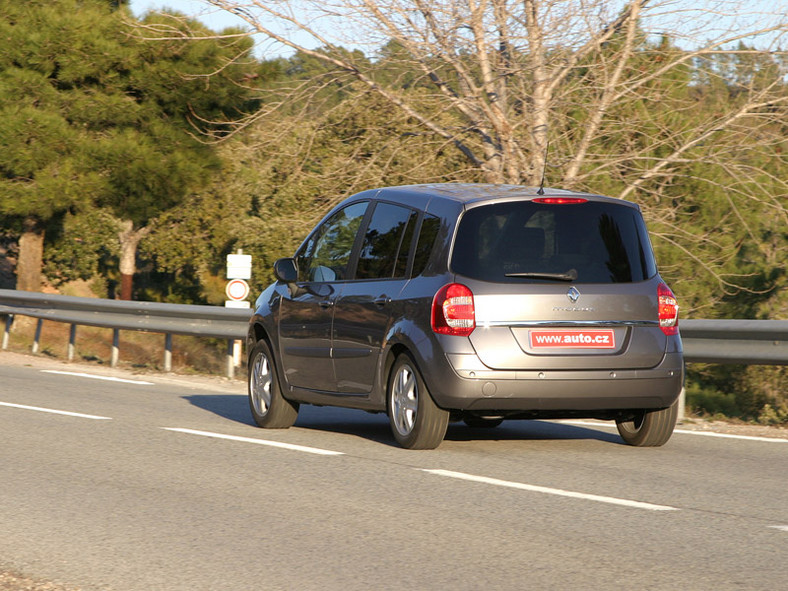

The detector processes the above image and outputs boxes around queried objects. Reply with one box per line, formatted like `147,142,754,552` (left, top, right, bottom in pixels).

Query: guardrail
2,289,788,379
680,319,788,365
0,289,250,378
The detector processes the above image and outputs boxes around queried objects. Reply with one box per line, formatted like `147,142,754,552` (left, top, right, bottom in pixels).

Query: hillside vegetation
1,0,787,424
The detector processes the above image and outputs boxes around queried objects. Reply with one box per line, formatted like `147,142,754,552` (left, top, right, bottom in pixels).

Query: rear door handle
374,296,391,307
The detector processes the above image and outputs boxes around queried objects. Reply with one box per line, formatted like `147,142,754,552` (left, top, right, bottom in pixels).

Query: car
246,183,683,449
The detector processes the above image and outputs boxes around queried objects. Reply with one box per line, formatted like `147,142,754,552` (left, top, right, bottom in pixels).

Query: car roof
374,183,632,208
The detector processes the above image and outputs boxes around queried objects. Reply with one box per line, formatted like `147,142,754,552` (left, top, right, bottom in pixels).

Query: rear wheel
387,353,449,449
616,400,678,447
248,339,298,429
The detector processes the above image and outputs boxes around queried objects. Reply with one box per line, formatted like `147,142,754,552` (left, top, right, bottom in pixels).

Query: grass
1,315,245,379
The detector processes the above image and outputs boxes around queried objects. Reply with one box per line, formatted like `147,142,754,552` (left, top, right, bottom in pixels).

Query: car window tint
451,201,657,283
393,211,418,278
412,214,440,277
356,203,415,280
298,201,368,282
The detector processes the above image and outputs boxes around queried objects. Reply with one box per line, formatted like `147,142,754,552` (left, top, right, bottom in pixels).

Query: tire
463,416,504,429
387,353,449,449
248,339,298,429
616,400,678,447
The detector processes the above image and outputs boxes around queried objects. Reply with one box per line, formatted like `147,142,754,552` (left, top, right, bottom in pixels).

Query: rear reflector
533,197,588,204
658,283,679,335
432,283,475,336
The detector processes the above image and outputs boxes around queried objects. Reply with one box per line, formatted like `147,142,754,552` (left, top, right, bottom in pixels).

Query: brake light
658,283,679,335
533,197,588,204
432,283,475,336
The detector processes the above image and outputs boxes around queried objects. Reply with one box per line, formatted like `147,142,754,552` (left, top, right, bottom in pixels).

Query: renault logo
567,286,580,303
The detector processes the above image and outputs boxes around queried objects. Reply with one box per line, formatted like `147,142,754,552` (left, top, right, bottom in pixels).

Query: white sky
128,0,788,58
129,0,247,32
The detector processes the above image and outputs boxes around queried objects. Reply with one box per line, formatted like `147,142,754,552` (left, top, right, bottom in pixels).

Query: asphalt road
1,354,786,591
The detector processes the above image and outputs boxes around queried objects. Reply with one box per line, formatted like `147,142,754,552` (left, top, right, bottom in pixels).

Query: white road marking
559,420,787,443
768,525,788,532
0,401,112,420
163,427,345,456
42,370,154,385
422,469,679,512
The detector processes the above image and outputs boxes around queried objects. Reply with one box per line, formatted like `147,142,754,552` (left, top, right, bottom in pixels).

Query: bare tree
145,1,788,188
139,0,788,303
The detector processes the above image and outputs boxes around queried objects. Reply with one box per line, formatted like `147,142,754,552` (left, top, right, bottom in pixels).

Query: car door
332,202,419,394
278,201,368,392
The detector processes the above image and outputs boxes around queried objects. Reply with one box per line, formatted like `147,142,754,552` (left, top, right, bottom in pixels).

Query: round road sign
226,278,250,301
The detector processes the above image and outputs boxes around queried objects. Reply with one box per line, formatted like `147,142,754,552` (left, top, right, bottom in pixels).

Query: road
1,353,786,591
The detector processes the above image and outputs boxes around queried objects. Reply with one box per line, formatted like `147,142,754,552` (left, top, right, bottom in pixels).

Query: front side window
451,201,657,284
298,201,368,282
356,203,416,280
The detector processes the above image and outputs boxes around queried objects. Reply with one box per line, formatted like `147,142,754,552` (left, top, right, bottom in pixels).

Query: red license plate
529,329,616,349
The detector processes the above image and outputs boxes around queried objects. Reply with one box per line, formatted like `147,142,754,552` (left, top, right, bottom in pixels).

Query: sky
129,0,247,32
128,0,788,58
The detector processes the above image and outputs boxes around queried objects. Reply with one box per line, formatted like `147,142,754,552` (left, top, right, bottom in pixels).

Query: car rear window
451,200,657,283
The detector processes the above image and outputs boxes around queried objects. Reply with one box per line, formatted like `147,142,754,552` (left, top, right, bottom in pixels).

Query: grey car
247,184,683,449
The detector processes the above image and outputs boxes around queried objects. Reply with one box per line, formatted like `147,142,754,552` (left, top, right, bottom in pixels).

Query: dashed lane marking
42,370,154,385
163,427,345,456
0,401,112,420
560,420,787,443
422,469,679,512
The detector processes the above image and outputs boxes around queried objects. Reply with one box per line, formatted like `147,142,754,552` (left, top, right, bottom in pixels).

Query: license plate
529,329,616,349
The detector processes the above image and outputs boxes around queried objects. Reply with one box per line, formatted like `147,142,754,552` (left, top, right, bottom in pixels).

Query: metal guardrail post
111,329,120,368
2,314,12,350
226,339,235,379
678,385,686,422
68,324,77,362
31,318,43,354
164,333,172,372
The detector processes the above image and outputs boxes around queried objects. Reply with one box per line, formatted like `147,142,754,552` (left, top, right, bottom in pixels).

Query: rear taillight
432,283,475,336
658,283,679,335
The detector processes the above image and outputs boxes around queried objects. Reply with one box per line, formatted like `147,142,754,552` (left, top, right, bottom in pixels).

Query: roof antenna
536,140,549,196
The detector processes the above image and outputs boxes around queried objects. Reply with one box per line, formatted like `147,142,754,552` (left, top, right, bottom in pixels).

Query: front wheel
616,400,678,447
387,354,449,449
248,339,299,429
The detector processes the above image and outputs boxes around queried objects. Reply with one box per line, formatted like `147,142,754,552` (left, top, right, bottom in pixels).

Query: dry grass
2,316,245,378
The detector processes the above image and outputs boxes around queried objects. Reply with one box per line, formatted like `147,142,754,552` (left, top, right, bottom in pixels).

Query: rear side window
451,201,657,283
356,203,416,280
412,214,441,277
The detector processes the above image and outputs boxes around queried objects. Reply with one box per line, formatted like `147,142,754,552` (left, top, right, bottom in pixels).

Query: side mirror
273,257,300,296
273,257,298,283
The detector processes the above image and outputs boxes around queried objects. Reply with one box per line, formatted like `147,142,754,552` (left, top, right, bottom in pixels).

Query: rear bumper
425,352,684,412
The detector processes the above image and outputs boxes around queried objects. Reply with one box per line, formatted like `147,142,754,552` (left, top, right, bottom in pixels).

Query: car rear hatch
468,280,667,370
450,196,673,371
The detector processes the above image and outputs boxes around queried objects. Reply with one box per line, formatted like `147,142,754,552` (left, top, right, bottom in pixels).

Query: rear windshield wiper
504,269,578,281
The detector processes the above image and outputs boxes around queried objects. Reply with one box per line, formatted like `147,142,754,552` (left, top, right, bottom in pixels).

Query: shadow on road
182,393,624,446
182,394,253,425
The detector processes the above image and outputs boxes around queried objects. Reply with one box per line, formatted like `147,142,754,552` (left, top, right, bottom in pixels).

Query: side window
297,201,368,282
411,214,440,277
356,203,416,280
393,212,418,278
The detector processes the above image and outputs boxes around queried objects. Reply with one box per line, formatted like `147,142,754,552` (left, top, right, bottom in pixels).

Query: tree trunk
118,220,149,301
17,216,45,292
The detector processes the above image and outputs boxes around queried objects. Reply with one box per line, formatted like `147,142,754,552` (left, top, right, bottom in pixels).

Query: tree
0,0,100,290
142,0,788,302
0,0,259,298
